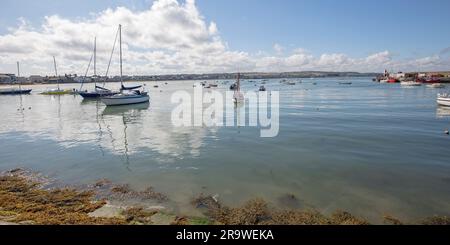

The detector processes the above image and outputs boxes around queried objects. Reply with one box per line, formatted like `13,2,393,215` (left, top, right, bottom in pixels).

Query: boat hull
437,97,450,107
101,95,150,106
0,89,32,95
401,82,422,86
40,89,73,95
79,91,118,98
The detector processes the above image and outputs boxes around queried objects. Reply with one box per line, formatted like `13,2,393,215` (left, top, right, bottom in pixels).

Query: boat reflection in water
101,102,150,170
102,102,150,116
436,106,450,118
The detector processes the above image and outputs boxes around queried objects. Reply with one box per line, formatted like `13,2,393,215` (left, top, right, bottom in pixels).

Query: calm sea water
1,78,450,223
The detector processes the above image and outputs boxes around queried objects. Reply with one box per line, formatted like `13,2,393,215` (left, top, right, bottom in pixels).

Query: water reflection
437,106,450,118
101,103,149,170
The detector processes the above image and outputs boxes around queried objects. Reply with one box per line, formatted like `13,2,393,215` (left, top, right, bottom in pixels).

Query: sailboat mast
94,37,97,87
17,61,21,90
119,24,123,87
53,56,60,90
237,72,240,92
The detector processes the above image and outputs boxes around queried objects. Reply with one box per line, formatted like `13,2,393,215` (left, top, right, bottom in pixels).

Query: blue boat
0,62,32,95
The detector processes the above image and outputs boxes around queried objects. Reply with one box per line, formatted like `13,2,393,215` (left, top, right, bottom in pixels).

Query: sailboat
79,37,118,98
233,73,244,104
41,56,72,95
0,62,32,95
101,25,149,106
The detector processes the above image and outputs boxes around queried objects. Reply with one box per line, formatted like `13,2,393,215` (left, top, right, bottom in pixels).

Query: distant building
29,75,45,83
0,73,16,84
391,72,405,79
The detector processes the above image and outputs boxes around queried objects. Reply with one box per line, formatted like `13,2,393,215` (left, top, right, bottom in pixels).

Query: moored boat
233,73,244,104
0,62,32,95
41,88,73,95
41,56,72,95
101,25,149,107
388,78,399,83
79,86,118,98
400,81,422,86
78,37,118,99
101,90,149,106
0,88,32,95
427,83,445,89
437,93,450,106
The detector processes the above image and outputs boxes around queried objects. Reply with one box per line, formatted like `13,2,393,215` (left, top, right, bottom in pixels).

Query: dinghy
101,25,149,106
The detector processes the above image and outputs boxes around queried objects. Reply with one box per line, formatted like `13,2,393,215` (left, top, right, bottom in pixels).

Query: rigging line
79,52,94,91
104,26,120,86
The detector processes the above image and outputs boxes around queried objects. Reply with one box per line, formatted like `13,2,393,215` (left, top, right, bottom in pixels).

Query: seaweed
420,216,450,225
122,207,158,224
0,174,125,225
109,184,168,202
192,195,369,225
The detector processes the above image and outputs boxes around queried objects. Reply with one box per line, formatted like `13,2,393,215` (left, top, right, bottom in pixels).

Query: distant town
2,70,450,85
1,71,381,84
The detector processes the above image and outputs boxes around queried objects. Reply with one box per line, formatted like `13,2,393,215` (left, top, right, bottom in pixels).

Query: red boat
387,78,399,83
424,77,441,83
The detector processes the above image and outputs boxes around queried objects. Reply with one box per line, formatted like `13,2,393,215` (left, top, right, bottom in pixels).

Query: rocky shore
1,169,449,225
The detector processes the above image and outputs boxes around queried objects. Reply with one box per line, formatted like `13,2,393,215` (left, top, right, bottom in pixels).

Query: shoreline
1,168,449,225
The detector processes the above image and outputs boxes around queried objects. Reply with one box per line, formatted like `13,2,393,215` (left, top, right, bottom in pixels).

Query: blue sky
0,0,449,75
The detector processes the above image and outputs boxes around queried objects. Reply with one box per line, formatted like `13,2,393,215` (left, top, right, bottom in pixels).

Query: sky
0,0,449,76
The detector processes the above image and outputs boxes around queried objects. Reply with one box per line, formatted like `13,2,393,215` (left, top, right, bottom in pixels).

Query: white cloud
273,43,284,55
0,0,448,75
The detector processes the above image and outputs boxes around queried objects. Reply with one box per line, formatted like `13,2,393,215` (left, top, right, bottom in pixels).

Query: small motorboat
230,83,237,90
259,86,266,91
338,82,352,85
287,82,296,85
427,83,445,89
400,81,422,87
437,93,450,107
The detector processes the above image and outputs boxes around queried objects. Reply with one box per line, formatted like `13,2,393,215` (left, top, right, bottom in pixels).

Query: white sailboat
0,62,32,95
233,72,244,104
101,24,149,106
